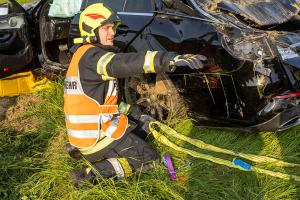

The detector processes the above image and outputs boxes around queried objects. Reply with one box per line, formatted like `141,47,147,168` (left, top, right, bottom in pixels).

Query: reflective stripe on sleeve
118,102,131,115
107,158,125,179
119,102,126,114
97,52,116,76
67,129,99,139
143,51,158,73
101,75,115,81
117,158,133,177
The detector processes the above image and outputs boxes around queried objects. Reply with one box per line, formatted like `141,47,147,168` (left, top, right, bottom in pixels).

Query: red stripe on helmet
85,13,106,20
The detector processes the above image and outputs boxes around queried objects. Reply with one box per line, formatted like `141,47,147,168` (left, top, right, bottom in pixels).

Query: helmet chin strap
94,27,100,44
73,27,100,45
73,36,98,44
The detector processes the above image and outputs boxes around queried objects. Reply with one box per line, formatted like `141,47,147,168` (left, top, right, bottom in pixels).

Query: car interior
37,0,75,71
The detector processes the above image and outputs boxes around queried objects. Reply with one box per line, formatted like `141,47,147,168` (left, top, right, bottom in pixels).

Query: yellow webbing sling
0,71,50,97
149,121,300,181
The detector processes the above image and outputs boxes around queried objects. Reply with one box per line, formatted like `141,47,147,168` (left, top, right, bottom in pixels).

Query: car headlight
276,33,300,68
222,33,277,61
276,33,300,87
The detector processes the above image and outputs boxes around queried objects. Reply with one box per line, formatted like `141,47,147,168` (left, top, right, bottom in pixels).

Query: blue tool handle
232,158,251,171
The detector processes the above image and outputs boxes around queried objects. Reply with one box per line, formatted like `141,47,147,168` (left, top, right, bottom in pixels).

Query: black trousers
82,126,159,180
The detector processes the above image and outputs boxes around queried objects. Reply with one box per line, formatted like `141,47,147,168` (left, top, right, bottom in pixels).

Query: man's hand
170,54,207,70
139,114,156,133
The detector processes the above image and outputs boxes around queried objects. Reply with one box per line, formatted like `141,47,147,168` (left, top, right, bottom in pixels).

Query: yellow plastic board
0,71,50,97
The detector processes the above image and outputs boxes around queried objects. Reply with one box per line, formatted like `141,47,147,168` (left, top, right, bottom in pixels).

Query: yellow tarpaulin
0,71,50,97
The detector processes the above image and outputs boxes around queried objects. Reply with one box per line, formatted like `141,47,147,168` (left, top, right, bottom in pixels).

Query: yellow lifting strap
0,71,50,97
149,121,300,182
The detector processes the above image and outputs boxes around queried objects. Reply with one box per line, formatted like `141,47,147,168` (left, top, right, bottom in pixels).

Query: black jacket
71,43,176,104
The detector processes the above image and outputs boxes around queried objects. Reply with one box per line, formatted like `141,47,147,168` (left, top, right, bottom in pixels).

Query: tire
124,73,187,122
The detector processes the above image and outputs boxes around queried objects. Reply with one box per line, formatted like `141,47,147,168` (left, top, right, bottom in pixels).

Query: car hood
193,0,300,26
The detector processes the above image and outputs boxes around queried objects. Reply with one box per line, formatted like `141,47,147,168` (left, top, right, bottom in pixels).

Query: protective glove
139,114,156,134
170,54,207,70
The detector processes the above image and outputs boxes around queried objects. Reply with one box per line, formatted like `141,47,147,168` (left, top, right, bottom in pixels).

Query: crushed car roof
196,0,300,26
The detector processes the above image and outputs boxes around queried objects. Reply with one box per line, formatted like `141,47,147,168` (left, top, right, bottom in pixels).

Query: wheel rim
124,74,184,121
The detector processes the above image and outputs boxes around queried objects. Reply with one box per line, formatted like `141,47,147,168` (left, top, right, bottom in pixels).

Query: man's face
98,22,116,46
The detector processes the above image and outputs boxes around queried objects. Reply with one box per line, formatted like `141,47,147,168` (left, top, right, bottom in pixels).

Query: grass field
1,1,300,198
0,0,34,4
0,79,299,200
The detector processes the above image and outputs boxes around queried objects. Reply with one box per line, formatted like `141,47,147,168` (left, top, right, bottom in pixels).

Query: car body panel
0,0,33,78
2,0,300,131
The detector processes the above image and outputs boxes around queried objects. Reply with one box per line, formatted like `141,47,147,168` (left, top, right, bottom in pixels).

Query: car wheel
124,73,187,122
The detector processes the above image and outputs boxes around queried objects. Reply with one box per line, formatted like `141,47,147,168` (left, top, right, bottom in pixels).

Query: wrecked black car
2,0,300,132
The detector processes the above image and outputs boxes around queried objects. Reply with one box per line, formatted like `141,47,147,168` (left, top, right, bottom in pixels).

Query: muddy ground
0,97,16,121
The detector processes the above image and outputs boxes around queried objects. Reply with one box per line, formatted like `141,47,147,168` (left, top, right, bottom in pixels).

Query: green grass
0,0,35,4
0,79,300,200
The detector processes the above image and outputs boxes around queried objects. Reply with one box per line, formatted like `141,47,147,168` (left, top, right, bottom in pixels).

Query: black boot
65,142,82,160
70,168,93,188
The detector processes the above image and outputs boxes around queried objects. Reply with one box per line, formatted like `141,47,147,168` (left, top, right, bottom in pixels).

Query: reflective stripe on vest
64,45,128,149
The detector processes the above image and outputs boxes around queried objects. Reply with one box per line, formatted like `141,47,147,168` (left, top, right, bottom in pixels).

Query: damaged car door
0,0,33,78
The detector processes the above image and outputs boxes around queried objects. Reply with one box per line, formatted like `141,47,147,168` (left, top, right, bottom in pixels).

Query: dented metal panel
198,0,300,26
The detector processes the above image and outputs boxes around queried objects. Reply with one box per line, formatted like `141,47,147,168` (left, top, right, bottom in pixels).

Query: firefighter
65,3,207,186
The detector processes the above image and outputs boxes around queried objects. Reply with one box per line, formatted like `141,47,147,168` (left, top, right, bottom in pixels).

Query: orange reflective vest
64,44,128,149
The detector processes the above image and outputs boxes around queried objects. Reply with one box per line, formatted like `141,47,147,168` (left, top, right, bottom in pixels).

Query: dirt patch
0,97,17,121
1,94,43,132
